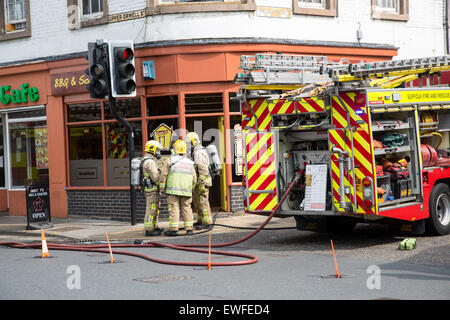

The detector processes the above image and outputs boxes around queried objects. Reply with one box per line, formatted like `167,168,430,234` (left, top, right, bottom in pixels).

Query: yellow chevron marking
246,133,270,163
248,146,273,178
265,196,278,211
353,147,373,174
250,161,276,191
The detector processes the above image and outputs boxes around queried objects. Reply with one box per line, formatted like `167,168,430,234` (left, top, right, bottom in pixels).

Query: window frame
0,0,31,42
146,0,256,15
65,98,144,189
66,0,109,29
371,0,409,21
292,0,337,17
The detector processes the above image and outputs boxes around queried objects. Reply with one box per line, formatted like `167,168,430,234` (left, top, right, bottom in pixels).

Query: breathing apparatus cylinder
206,144,222,176
131,157,142,186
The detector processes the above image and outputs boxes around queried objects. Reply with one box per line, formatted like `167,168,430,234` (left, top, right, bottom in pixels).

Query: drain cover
320,274,354,279
134,274,194,284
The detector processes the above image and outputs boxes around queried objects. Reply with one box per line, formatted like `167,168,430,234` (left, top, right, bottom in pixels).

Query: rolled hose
0,175,300,268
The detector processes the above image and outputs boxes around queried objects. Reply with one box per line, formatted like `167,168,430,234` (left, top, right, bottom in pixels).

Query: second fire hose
0,174,301,267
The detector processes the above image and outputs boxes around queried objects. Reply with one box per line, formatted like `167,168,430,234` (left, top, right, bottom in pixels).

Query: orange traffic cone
41,228,49,258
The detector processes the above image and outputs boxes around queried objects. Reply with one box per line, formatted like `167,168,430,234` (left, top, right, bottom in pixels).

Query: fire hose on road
0,175,300,268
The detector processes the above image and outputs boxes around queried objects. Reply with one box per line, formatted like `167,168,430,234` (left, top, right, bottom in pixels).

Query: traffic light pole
108,94,137,225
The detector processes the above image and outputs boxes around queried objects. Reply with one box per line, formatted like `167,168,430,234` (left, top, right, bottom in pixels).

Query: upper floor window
293,0,336,17
67,0,108,29
375,0,398,12
147,0,256,15
297,0,326,9
371,0,408,21
0,0,30,41
82,0,103,18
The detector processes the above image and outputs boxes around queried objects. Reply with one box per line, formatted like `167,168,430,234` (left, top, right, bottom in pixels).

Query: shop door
186,116,224,211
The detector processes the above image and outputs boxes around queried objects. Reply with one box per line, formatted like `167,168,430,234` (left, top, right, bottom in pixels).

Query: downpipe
0,175,301,267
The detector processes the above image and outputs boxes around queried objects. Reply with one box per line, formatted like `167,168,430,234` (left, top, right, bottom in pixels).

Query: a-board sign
26,184,52,230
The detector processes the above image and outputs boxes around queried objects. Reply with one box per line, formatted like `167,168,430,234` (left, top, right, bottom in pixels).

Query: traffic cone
41,228,49,258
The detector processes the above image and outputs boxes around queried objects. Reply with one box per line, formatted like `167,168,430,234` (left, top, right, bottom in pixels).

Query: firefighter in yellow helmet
159,139,197,236
186,132,213,229
143,140,163,236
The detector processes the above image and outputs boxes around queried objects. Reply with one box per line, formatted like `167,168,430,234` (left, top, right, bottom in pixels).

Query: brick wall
67,190,168,222
230,185,245,212
68,187,245,221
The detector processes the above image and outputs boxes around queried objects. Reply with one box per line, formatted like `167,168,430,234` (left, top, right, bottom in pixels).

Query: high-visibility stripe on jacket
166,155,195,197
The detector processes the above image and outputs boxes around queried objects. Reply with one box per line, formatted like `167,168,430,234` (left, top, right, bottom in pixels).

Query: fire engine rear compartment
271,89,450,222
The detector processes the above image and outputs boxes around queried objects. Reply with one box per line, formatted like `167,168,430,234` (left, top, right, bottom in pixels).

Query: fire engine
234,53,450,236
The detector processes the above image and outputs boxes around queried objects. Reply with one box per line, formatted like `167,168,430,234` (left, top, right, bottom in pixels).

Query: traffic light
86,41,110,99
108,40,136,97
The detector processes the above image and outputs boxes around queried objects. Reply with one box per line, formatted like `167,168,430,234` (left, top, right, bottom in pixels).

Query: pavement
0,211,295,243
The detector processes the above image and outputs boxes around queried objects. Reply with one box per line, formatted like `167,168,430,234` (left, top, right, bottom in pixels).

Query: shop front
0,40,397,220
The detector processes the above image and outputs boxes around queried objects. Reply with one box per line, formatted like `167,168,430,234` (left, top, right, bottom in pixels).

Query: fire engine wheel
427,183,450,236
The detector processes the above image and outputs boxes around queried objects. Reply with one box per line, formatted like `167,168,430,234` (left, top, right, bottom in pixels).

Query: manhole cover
134,274,194,284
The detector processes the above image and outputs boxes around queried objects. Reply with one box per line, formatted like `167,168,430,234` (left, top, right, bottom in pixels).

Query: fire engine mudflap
237,53,450,236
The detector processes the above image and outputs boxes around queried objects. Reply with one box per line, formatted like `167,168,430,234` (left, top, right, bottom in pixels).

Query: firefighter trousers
144,192,160,232
167,195,194,231
193,186,212,225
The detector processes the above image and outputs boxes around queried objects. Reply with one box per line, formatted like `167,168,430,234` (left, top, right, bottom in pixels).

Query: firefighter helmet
172,139,187,155
145,140,162,156
186,132,201,147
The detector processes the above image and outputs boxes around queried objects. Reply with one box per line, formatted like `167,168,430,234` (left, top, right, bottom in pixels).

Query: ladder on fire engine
234,53,450,89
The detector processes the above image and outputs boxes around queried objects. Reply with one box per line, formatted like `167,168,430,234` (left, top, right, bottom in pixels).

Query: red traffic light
115,47,133,62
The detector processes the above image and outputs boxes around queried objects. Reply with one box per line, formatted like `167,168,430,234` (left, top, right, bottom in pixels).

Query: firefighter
159,139,197,236
186,132,213,229
143,140,163,237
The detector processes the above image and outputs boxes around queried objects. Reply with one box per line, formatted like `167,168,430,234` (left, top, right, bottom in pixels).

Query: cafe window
104,98,141,120
105,121,142,186
185,93,223,114
147,95,178,116
68,124,103,187
0,0,31,41
67,99,143,187
6,108,48,188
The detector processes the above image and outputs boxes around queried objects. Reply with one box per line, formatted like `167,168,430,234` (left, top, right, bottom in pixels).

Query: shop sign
0,83,39,106
152,123,175,151
51,69,90,96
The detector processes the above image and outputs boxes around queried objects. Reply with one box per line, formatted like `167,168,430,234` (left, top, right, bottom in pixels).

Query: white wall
0,0,446,64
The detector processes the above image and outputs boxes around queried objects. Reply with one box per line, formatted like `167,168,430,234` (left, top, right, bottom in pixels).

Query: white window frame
3,106,46,191
81,0,103,20
297,0,326,9
375,0,399,13
5,0,26,24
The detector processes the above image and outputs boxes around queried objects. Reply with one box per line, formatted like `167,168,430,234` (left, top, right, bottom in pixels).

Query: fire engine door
244,131,278,213
329,128,357,213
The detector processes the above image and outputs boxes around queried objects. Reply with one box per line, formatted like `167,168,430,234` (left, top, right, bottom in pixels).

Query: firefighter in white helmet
143,140,163,236
159,139,197,236
186,132,213,229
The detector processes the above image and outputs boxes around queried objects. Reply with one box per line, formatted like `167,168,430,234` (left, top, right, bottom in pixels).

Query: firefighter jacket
160,155,197,197
142,154,160,193
193,145,212,188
